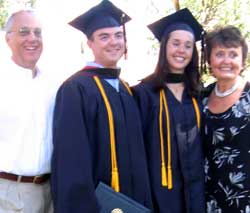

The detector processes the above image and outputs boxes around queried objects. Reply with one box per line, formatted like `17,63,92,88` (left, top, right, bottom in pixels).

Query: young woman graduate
132,8,205,213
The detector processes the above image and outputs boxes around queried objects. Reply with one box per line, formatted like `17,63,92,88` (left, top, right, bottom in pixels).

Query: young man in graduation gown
51,1,153,212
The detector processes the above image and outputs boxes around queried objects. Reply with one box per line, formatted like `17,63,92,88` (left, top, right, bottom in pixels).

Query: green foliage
145,0,250,82
180,0,250,32
0,0,36,30
28,0,36,7
0,0,9,29
180,0,250,79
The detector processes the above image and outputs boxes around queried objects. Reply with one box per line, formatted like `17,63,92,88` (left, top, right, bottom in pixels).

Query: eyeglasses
8,27,42,38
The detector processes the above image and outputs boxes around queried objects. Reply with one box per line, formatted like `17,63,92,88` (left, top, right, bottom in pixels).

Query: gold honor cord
93,76,120,192
159,91,168,187
159,90,172,189
120,79,133,96
159,89,201,189
191,97,200,129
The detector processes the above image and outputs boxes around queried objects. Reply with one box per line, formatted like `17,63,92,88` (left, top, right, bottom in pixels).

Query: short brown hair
205,25,248,66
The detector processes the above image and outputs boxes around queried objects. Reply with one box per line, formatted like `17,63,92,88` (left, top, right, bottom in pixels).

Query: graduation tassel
121,13,128,60
93,76,120,192
200,30,207,74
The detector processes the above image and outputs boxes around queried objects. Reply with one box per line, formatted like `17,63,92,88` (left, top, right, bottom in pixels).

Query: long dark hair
143,31,201,97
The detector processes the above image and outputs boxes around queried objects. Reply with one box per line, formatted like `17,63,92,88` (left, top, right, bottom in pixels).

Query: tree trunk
173,0,180,11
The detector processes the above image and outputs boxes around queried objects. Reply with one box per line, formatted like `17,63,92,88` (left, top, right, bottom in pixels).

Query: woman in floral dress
202,26,250,212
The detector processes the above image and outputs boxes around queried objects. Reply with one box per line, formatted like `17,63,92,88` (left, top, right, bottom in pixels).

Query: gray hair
5,9,36,32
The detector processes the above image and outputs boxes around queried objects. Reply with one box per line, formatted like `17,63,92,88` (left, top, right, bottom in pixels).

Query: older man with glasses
0,9,56,212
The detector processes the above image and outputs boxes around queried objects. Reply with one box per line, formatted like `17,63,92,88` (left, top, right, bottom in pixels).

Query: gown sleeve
132,84,152,134
51,80,100,213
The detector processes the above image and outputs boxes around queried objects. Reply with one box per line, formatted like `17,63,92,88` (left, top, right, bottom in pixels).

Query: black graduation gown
132,81,205,213
51,68,153,213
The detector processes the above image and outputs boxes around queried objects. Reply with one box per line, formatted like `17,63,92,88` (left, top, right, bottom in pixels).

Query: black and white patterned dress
203,82,250,213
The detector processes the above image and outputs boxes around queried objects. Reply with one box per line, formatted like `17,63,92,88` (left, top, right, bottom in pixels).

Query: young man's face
87,26,125,68
5,11,43,70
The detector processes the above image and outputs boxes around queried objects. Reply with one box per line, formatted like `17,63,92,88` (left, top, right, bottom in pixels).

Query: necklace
214,79,240,98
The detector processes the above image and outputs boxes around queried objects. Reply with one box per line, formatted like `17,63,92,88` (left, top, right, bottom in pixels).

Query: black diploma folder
95,182,151,213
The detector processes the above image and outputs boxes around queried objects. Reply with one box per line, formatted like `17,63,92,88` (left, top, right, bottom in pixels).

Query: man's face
87,26,125,68
5,11,43,70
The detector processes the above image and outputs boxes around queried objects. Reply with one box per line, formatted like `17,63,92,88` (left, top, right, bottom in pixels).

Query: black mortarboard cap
69,0,131,38
148,8,204,42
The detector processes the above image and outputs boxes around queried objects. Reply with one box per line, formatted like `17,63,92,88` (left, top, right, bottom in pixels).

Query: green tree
180,0,250,79
0,0,36,29
180,0,250,34
163,0,250,81
0,0,9,29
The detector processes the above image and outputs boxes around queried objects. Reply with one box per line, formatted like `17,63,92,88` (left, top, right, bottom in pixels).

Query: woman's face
166,30,194,73
209,45,243,82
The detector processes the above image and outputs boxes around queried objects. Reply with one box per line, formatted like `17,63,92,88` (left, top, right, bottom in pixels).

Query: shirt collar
86,61,104,68
9,59,41,79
